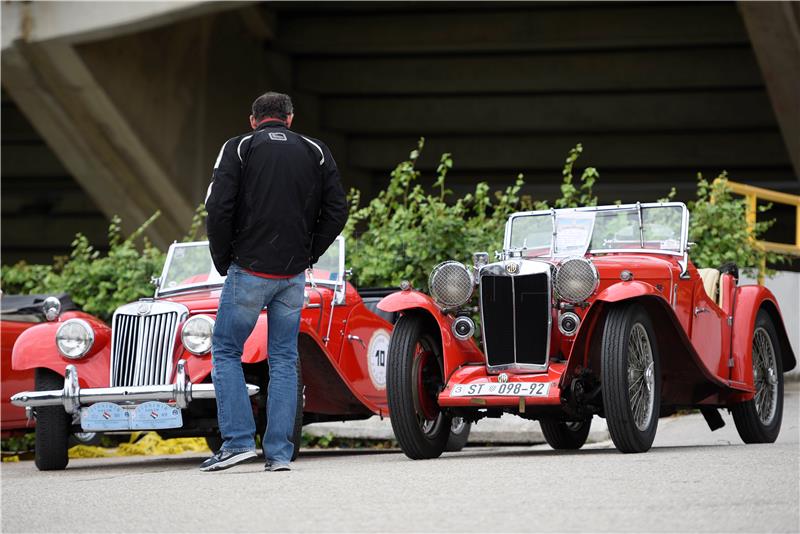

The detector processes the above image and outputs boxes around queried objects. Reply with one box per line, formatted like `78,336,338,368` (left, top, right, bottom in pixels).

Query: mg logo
505,262,519,274
136,302,152,315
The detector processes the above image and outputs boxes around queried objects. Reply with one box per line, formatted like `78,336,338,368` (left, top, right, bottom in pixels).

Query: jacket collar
256,119,288,130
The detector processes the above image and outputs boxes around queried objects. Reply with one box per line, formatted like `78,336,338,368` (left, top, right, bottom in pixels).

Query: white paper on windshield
554,212,596,257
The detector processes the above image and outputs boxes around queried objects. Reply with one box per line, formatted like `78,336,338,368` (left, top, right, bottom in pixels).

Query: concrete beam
1,39,196,246
1,1,237,49
739,2,800,180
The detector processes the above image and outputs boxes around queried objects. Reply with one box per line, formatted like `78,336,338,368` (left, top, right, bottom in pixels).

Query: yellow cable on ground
64,432,210,459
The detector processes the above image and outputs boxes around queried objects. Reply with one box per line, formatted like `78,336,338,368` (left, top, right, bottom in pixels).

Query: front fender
11,311,111,388
732,285,796,385
595,280,663,302
378,291,484,380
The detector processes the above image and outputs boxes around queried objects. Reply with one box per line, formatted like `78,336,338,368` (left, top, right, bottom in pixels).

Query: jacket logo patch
269,132,287,141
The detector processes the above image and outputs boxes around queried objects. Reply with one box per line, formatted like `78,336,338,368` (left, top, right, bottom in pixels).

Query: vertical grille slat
154,314,165,384
142,315,153,386
480,271,550,370
110,306,180,387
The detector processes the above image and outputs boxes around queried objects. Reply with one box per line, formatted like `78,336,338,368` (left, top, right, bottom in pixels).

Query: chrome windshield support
636,201,644,248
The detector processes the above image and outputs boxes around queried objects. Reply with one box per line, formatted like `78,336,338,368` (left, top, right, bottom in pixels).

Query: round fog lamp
559,312,580,336
182,315,215,355
429,261,473,308
452,316,475,340
56,319,94,359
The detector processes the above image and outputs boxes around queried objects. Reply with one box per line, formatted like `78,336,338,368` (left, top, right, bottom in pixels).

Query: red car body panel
2,320,36,435
378,290,485,381
10,277,395,426
11,311,111,389
383,251,795,413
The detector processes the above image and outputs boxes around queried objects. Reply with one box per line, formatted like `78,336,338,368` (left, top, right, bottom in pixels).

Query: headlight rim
55,318,95,360
554,257,599,304
181,314,215,356
428,260,474,309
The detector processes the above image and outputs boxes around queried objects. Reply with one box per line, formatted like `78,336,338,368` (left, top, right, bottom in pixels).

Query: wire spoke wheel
628,323,655,432
732,311,784,444
752,327,778,426
601,304,660,453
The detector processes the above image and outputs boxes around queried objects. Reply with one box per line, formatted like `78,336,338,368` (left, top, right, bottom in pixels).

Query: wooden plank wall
276,1,797,205
1,90,109,265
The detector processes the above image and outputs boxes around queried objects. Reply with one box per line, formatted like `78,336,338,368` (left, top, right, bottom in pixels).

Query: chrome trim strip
110,301,188,387
480,260,552,375
10,361,260,411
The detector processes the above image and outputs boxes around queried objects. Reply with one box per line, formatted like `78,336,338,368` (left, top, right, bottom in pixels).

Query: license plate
450,382,550,397
81,401,182,431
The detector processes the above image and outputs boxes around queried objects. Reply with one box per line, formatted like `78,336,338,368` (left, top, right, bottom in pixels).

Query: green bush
1,213,165,322
344,139,599,288
1,143,785,317
688,173,785,276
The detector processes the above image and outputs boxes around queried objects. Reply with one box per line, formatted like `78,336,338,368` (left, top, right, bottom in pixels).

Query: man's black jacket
205,121,348,276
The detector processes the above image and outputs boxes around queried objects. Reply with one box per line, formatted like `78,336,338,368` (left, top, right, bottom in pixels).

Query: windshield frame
504,202,689,257
155,236,346,298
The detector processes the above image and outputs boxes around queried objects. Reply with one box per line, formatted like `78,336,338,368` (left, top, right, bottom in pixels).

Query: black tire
205,434,223,453
387,314,451,459
601,304,661,453
731,310,784,443
540,418,592,450
34,368,71,471
445,417,471,452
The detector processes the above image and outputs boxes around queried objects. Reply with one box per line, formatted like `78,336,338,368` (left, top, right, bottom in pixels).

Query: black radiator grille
480,272,550,369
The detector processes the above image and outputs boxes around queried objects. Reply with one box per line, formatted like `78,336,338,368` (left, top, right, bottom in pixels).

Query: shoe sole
200,450,257,472
266,465,291,472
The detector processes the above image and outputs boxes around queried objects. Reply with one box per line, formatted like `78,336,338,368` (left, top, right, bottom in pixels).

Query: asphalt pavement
2,384,798,533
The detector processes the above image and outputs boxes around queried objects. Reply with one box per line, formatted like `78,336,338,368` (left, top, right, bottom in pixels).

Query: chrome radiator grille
110,302,184,387
479,266,551,372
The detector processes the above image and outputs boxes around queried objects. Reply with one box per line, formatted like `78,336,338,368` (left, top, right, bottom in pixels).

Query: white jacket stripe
237,135,254,162
300,135,325,165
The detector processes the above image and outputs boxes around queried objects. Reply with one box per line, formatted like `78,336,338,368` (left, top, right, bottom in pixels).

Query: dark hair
251,92,294,122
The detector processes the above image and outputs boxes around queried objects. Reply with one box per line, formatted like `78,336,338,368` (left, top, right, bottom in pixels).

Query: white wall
741,270,800,379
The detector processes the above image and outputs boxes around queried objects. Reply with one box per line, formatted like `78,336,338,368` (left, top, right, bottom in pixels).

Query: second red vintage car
10,237,469,470
380,202,796,459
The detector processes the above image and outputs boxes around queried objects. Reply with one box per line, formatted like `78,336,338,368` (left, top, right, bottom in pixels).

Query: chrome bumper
10,360,259,414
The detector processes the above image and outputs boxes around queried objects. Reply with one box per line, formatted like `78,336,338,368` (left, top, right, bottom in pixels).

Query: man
202,92,347,472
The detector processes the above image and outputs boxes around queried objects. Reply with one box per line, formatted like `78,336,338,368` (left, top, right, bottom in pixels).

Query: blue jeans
211,264,304,464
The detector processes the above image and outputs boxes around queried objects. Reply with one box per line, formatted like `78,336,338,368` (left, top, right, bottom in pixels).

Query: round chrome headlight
554,258,599,304
56,319,94,359
429,261,473,308
182,315,215,355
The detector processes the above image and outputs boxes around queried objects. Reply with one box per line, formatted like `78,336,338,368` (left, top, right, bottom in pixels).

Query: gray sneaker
199,449,257,472
265,462,292,472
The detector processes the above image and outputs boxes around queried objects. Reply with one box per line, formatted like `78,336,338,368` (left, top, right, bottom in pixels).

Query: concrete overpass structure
2,1,798,264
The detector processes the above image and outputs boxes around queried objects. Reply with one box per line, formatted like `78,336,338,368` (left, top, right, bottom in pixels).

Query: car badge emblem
137,302,152,315
505,262,519,274
498,373,509,383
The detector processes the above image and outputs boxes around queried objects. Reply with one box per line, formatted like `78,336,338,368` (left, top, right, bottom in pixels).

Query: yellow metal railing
722,180,800,284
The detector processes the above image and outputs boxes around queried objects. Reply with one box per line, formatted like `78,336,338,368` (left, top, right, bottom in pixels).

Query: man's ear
249,115,258,130
286,113,294,128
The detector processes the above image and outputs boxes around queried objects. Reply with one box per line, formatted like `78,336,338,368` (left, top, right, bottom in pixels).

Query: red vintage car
381,202,796,459
10,237,468,470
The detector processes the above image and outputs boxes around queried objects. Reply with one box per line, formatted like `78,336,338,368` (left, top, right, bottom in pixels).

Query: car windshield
507,203,687,257
157,238,344,295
